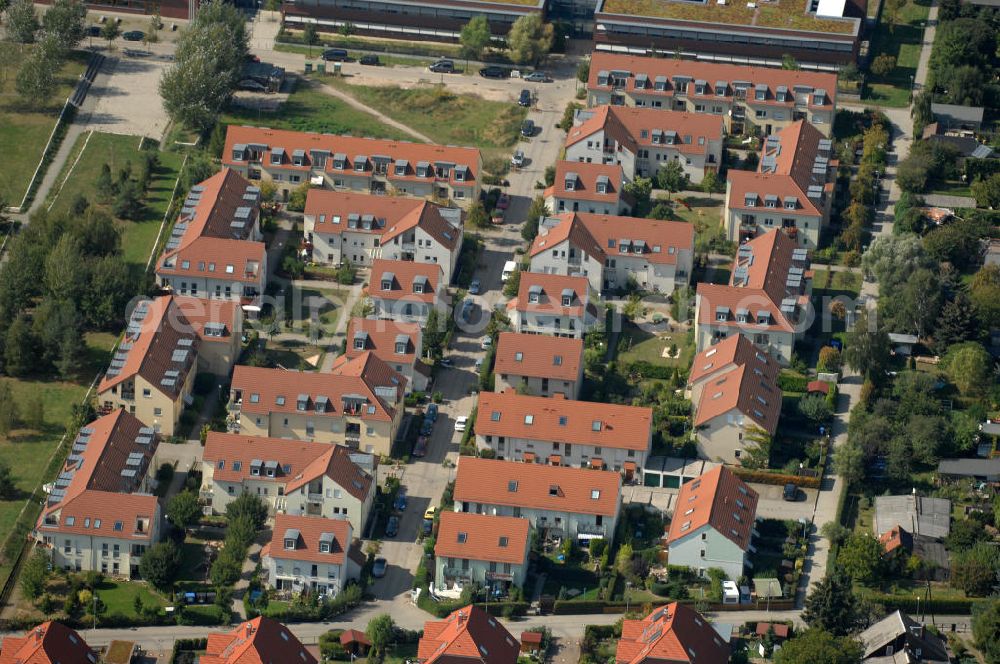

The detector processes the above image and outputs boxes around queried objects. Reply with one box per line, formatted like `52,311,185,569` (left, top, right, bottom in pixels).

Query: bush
732,468,821,488
777,373,809,393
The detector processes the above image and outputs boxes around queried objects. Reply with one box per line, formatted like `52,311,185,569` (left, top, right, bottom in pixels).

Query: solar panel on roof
67,454,81,464
135,436,152,445
72,444,87,453
161,378,176,387
59,471,73,480
105,369,120,377
80,427,94,434
165,369,180,378
55,477,71,488
231,221,246,229
235,206,251,219
178,339,194,348
190,185,204,193
120,469,136,478
171,349,189,362
139,427,153,435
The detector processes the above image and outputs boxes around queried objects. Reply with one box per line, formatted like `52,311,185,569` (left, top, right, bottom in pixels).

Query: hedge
553,599,629,614
965,158,1000,183
732,468,821,489
866,596,973,614
626,360,674,381
171,638,209,664
778,372,809,393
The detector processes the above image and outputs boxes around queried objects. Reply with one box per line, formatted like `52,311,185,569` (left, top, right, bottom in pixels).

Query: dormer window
292,149,306,166
549,485,559,496
354,337,366,350
764,195,778,208
394,159,407,176
562,296,571,306
413,277,427,294
354,156,367,172
455,165,468,182
319,541,330,553
565,174,577,191
654,75,667,91
381,274,394,291
284,538,296,550
270,148,284,165
783,196,798,210
333,153,347,169
776,86,788,102
716,306,730,322
812,89,826,105
297,394,309,411
395,335,408,354
757,311,771,325
596,176,609,194
694,79,707,95
755,84,768,101
715,81,727,96
735,308,749,323
231,144,247,161
673,76,689,93
528,285,541,304
744,193,757,207
597,71,609,86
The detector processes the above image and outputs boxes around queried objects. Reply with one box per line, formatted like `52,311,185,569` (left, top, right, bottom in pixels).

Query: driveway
85,50,171,140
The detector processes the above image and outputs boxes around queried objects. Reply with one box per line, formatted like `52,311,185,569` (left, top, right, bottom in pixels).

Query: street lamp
625,581,632,614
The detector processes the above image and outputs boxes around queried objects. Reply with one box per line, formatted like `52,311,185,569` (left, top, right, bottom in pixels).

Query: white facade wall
477,434,648,477
454,501,619,543
434,553,529,590
265,550,361,595
668,525,748,580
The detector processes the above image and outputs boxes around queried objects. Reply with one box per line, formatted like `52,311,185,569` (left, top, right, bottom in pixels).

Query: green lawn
328,80,527,150
221,81,409,140
618,321,694,368
275,43,435,68
96,579,166,617
812,268,862,296
0,45,89,205
864,0,932,107
664,195,730,254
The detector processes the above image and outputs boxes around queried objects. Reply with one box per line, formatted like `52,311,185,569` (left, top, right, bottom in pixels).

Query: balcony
307,492,323,502
442,567,473,580
199,489,214,501
577,523,607,537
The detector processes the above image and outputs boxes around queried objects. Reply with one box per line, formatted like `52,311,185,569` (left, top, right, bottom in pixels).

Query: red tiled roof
339,630,370,647
223,126,480,185
566,105,723,156
531,212,694,266
264,514,352,566
693,364,781,433
616,603,730,664
201,617,317,664
172,296,240,344
476,391,652,452
419,605,520,664
588,52,836,109
493,332,582,383
513,272,591,317
369,258,442,304
807,380,831,394
550,161,625,203
0,621,96,664
345,317,421,367
688,334,779,386
879,525,912,555
435,512,530,565
755,623,791,639
453,457,620,517
665,466,758,550
159,237,266,285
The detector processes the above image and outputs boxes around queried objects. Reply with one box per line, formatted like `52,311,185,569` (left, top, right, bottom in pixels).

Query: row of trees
4,0,89,104
458,13,553,65
839,117,888,254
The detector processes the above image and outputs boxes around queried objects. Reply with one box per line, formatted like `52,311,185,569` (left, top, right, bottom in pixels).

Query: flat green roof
599,0,858,35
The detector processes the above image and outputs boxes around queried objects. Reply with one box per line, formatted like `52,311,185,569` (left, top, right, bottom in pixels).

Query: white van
501,260,517,282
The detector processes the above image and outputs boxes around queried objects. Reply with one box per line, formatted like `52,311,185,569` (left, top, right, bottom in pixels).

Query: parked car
783,483,799,501
501,260,516,282
420,418,434,436
461,298,475,322
511,150,525,168
422,519,433,535
518,89,532,107
321,48,349,61
426,403,439,421
372,557,387,577
523,71,550,83
386,516,400,537
413,436,428,458
480,335,492,350
424,506,438,520
479,66,509,79
429,59,455,73
521,119,535,137
497,193,510,210
86,25,101,36
394,491,408,511
237,79,267,92
359,54,380,65
454,416,468,432
469,279,481,295
439,357,454,368
122,30,145,41
475,358,484,371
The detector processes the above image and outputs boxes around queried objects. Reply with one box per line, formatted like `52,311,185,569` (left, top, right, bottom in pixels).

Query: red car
413,436,428,457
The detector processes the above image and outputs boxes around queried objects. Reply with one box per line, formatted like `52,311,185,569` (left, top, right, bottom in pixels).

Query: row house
544,161,630,216
690,338,782,464
493,332,585,399
34,411,161,578
346,317,429,393
529,211,694,295
0,622,97,664
588,52,837,138
453,457,622,544
694,230,812,364
171,296,243,377
228,352,405,457
201,432,374,533
475,391,653,482
616,603,731,664
156,169,267,312
564,105,724,184
223,126,482,205
434,511,531,593
303,190,463,283
665,466,759,580
202,617,317,664
418,605,520,664
725,121,838,248
367,258,446,325
96,296,200,437
507,272,600,339
262,514,364,596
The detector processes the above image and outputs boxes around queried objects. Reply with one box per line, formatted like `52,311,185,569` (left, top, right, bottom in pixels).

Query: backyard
617,321,695,370
661,195,731,255
864,0,932,107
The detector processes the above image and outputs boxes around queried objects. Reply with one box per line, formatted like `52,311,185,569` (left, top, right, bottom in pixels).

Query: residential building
475,391,653,481
665,465,759,579
544,161,630,216
688,335,781,464
616,603,731,663
303,190,463,282
936,457,1000,483
930,103,984,131
346,317,429,393
156,169,267,312
529,212,694,294
725,121,837,248
172,296,243,377
418,605,520,664
859,611,950,664
507,272,599,339
228,353,405,456
223,126,482,205
0,621,97,664
201,432,374,532
368,259,446,325
261,514,364,595
587,53,837,137
493,332,584,399
564,105,724,184
873,495,951,540
878,525,949,581
434,512,530,592
453,457,621,544
694,230,812,364
34,411,161,578
201,617,317,664
96,297,200,436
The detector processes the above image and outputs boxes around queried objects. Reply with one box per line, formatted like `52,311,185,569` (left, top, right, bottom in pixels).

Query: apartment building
172,296,243,377
34,411,161,577
368,259,446,325
544,161,630,216
493,332,584,399
418,605,520,664
616,603,731,664
262,514,364,595
694,230,812,364
725,121,838,248
453,457,622,544
202,617,317,664
475,391,653,481
434,511,531,592
303,190,463,283
564,105,724,184
96,297,199,436
529,212,694,294
156,169,267,312
508,272,600,339
346,317,429,393
0,622,97,664
228,353,405,456
201,432,374,533
688,336,781,464
588,52,837,138
223,126,482,205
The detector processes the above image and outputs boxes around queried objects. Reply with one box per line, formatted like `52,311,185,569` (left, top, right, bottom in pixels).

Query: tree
881,268,943,339
951,542,1000,596
15,34,59,105
41,0,86,50
836,533,884,585
817,346,841,373
843,310,891,383
972,599,1000,664
466,201,488,229
0,460,16,499
423,307,444,359
20,550,50,599
210,548,243,587
799,393,833,424
4,313,36,378
167,491,201,531
741,425,772,469
506,14,553,66
773,629,864,664
971,265,1000,330
112,179,144,220
522,197,548,242
971,172,1000,209
225,492,267,530
870,54,897,76
803,567,860,636
624,176,653,216
656,160,688,200
95,164,116,203
459,15,492,60
302,21,317,47
100,19,120,50
615,542,634,576
146,11,161,43
924,217,989,272
5,0,39,43
942,341,992,397
934,293,979,352
700,170,719,196
861,233,932,292
287,182,310,212
81,254,133,329
138,540,181,591
366,614,395,655
0,383,18,438
781,54,799,70
576,58,590,83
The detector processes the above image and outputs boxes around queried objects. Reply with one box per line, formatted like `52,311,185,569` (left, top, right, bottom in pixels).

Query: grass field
97,578,167,616
618,322,695,368
221,81,408,141
864,0,931,107
274,43,436,69
812,267,862,295
665,195,729,253
0,45,89,205
328,80,527,150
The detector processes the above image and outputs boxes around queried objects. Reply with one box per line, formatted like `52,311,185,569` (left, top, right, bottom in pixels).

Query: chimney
458,611,467,624
245,622,255,638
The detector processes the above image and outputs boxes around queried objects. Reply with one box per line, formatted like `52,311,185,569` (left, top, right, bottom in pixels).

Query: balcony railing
442,567,473,579
577,523,607,536
307,492,323,502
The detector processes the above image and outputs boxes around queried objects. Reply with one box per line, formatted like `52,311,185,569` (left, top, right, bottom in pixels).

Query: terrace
599,0,859,34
